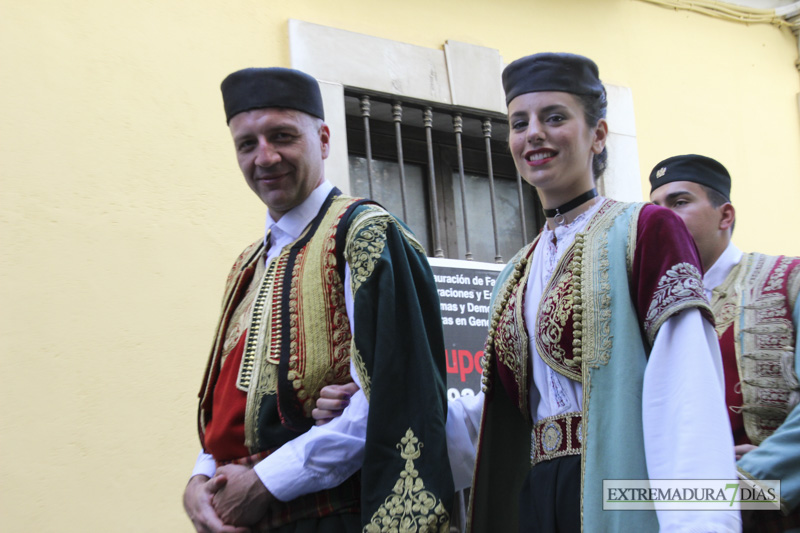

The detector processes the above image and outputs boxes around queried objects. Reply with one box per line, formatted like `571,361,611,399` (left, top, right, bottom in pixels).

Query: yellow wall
1,1,797,531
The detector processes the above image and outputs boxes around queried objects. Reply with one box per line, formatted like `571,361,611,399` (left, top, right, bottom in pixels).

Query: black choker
543,188,598,225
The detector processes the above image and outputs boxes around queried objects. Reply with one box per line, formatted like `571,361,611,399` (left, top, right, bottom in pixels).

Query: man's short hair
700,184,729,209
699,183,736,233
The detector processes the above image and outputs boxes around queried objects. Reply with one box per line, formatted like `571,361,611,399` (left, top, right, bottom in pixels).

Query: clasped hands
184,464,272,533
185,381,359,533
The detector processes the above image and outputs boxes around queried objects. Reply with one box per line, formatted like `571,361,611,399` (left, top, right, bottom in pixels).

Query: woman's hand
312,382,360,425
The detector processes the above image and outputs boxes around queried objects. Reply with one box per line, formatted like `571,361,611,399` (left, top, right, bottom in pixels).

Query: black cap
649,154,731,200
221,67,324,124
502,52,604,105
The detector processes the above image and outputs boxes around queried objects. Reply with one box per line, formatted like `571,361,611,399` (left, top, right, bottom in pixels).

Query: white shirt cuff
191,451,217,479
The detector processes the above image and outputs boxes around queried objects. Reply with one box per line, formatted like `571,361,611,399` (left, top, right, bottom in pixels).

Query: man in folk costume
183,67,453,533
467,53,740,532
651,154,800,532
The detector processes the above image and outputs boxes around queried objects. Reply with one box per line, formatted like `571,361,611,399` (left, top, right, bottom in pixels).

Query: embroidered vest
712,252,800,445
198,192,368,453
485,201,626,422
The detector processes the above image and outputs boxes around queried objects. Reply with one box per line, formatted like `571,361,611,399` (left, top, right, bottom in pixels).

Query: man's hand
312,382,360,425
212,464,272,526
183,475,250,533
734,444,758,460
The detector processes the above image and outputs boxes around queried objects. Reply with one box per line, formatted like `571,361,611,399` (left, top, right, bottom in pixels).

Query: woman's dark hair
574,87,608,180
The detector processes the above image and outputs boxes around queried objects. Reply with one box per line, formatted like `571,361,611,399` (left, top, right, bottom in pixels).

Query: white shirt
703,242,743,298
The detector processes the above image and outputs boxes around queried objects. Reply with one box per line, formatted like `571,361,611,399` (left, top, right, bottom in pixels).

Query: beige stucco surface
1,1,798,531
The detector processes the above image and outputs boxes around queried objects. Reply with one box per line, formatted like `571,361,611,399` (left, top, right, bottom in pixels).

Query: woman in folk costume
467,53,741,532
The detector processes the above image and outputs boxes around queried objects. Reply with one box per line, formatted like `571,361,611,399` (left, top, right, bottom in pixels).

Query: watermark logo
603,479,780,511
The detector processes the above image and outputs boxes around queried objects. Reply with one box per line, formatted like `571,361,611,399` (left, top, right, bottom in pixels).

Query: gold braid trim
481,244,534,395
712,259,745,338
396,222,426,256
578,199,629,532
351,344,371,402
580,199,623,370
625,203,640,281
244,254,288,449
365,428,450,533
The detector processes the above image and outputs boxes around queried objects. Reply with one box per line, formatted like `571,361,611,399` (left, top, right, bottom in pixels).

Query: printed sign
428,257,505,400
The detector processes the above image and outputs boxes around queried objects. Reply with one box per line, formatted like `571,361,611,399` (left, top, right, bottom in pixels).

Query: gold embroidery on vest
481,248,539,393
535,243,581,382
764,257,791,292
222,257,265,368
482,247,531,403
577,200,624,533
714,302,739,338
287,197,356,418
365,428,450,533
244,254,288,449
737,253,800,444
576,200,636,531
572,199,623,371
345,207,426,294
625,203,639,280
712,260,745,338
242,196,358,450
201,240,264,424
495,254,532,415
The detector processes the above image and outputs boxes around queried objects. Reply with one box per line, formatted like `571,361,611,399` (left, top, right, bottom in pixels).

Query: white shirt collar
703,241,743,294
264,180,334,245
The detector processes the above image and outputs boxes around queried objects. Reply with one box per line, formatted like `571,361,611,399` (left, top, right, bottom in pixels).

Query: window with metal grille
345,90,544,263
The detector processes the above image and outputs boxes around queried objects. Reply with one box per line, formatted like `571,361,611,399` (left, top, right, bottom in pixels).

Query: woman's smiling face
507,91,607,203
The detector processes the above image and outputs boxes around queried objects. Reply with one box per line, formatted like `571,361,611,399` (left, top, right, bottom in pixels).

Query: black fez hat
502,52,604,105
221,67,324,124
649,154,731,200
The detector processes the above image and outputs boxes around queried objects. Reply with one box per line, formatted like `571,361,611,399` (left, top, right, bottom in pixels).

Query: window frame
344,94,544,260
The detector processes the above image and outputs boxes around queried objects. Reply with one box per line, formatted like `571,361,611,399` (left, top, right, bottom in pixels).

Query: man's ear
319,123,331,160
719,203,735,231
